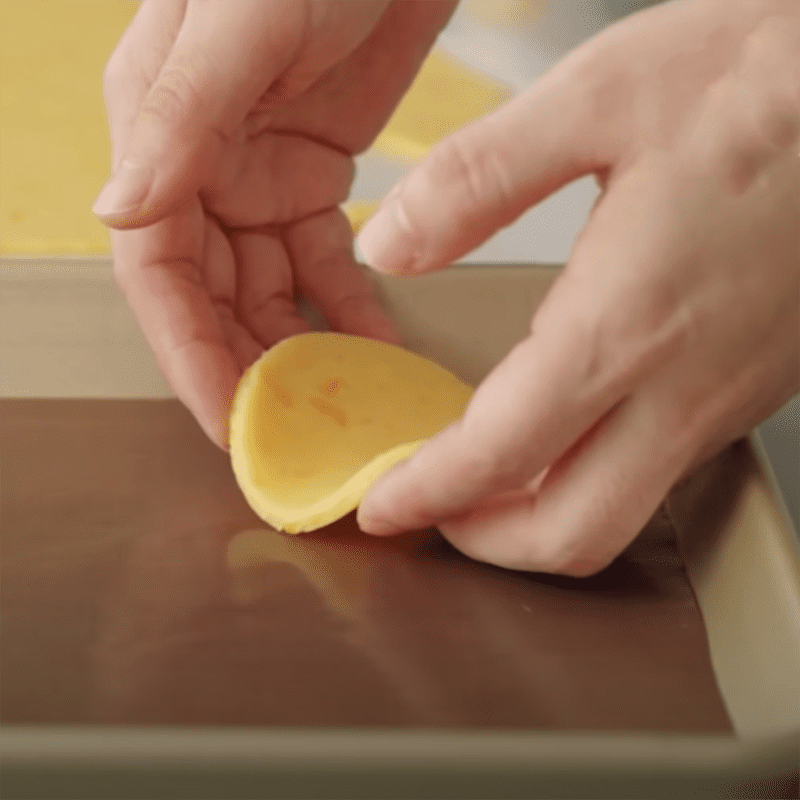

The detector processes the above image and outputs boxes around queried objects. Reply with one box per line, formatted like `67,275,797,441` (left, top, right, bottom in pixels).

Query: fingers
260,0,459,153
437,385,687,577
355,249,683,536
201,220,264,371
100,0,188,163
356,321,622,537
285,208,402,344
202,133,355,228
356,149,694,540
231,230,312,349
95,0,321,229
357,51,608,274
111,204,241,449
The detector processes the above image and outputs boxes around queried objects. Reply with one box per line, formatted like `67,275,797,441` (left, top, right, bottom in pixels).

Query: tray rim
2,258,798,795
1,727,797,799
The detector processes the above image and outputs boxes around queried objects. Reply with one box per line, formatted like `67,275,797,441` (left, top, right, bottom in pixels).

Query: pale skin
97,0,799,577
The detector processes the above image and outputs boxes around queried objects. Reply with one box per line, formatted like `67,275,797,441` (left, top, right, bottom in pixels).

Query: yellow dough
343,201,381,235
0,0,138,254
229,333,472,533
372,49,512,163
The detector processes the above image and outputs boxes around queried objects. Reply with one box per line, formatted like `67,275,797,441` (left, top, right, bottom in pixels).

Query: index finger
356,152,693,535
355,316,615,535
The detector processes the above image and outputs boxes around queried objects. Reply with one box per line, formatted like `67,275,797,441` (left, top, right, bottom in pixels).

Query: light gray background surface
351,0,798,532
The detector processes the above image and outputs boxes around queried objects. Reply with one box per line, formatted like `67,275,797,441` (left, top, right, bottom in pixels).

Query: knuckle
711,19,800,184
140,61,203,129
534,526,616,578
520,492,622,578
754,91,800,152
730,86,800,166
454,421,525,494
452,445,503,491
560,271,692,404
391,191,424,248
429,134,513,212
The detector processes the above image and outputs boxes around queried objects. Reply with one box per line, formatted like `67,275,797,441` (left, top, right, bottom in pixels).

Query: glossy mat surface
1,399,732,731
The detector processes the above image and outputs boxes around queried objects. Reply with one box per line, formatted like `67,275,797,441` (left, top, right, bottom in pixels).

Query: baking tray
1,259,798,798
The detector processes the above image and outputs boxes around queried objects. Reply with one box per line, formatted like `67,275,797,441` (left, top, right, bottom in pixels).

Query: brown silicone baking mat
1,397,732,732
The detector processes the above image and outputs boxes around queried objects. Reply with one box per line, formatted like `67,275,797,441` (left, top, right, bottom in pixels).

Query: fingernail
357,196,420,274
92,159,153,220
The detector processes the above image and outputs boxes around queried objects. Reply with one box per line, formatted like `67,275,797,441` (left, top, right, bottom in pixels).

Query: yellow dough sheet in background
369,49,512,165
0,0,138,255
345,50,512,233
1,0,510,254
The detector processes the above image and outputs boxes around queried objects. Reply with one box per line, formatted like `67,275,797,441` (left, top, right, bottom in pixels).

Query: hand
95,0,457,446
357,0,800,576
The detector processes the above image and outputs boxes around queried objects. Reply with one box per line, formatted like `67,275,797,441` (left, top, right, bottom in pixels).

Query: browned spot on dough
320,376,349,397
310,396,347,427
271,382,294,408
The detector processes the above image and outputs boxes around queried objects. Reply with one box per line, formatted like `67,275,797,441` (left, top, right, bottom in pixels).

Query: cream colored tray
1,259,798,798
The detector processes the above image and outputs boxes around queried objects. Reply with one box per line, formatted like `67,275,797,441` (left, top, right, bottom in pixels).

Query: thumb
357,56,607,274
93,0,313,230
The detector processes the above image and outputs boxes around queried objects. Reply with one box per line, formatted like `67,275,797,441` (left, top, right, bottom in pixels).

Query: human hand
95,0,457,446
357,0,800,576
